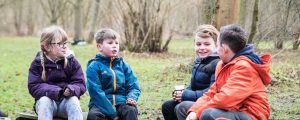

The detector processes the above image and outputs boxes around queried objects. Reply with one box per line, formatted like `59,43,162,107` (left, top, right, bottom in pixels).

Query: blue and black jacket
86,54,140,118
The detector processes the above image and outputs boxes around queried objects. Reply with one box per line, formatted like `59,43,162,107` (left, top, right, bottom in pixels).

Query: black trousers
161,100,179,120
87,103,138,120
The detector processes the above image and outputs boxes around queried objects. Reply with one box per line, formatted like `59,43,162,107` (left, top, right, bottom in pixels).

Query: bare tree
13,0,24,36
274,0,292,49
117,0,179,52
291,1,300,50
25,0,35,35
248,0,259,43
40,0,69,25
87,0,100,44
72,0,83,41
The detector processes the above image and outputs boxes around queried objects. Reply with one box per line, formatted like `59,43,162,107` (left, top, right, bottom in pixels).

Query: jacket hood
232,44,263,64
233,54,272,86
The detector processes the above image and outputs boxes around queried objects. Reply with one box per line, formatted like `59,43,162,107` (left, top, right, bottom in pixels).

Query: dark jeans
87,103,138,120
200,108,252,120
162,100,194,120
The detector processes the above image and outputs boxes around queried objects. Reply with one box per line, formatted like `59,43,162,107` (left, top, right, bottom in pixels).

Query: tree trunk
239,0,247,28
292,32,300,50
13,0,24,36
212,0,220,29
201,0,216,24
26,0,34,35
87,0,100,44
74,0,83,41
213,0,240,30
248,0,259,44
275,0,291,49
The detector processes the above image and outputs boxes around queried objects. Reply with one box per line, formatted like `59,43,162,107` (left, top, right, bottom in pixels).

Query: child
162,25,220,120
186,24,272,120
28,26,86,120
86,28,141,120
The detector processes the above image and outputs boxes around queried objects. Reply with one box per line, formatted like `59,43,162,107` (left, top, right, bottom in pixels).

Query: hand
126,98,136,105
63,88,71,97
186,112,197,120
172,90,183,102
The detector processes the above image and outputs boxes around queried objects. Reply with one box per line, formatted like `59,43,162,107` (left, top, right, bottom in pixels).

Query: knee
39,96,52,103
36,96,53,113
67,96,80,105
87,107,105,120
37,96,52,106
162,100,174,110
124,105,137,113
200,108,218,120
175,101,188,114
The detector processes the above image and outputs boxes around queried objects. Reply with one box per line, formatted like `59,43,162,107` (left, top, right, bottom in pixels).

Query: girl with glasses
28,26,86,120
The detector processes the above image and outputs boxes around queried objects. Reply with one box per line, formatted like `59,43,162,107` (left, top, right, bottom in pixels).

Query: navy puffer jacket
182,54,219,101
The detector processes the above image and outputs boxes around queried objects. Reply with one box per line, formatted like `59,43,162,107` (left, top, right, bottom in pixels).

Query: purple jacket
28,52,86,101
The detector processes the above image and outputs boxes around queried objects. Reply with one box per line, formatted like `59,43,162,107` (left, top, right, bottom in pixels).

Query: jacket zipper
110,57,117,105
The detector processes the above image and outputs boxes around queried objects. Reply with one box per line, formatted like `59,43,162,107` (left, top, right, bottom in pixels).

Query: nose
198,45,205,50
113,43,118,48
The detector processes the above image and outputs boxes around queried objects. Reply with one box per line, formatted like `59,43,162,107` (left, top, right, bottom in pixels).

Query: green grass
0,37,299,119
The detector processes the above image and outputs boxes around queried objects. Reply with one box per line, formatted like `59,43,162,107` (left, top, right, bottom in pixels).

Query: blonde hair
194,24,219,44
39,26,69,81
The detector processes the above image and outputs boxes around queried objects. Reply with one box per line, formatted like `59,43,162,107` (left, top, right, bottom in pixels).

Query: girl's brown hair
194,24,219,44
39,26,68,81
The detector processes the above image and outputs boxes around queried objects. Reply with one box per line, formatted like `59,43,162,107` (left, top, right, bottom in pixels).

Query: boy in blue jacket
86,28,141,120
162,25,220,120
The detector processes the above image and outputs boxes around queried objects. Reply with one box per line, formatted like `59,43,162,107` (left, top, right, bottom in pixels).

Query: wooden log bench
15,112,88,120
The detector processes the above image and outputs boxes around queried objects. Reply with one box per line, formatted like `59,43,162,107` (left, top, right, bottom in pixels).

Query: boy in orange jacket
186,24,272,120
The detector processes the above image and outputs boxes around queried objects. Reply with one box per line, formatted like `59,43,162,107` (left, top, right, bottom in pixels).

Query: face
46,39,69,59
97,38,120,57
194,36,216,59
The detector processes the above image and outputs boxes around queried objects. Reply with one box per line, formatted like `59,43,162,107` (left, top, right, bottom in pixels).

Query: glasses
50,42,70,48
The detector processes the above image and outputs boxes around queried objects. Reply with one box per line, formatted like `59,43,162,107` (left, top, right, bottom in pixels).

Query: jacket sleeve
86,65,117,118
67,58,86,98
28,62,63,101
182,74,216,101
124,63,141,102
192,62,257,119
187,82,217,114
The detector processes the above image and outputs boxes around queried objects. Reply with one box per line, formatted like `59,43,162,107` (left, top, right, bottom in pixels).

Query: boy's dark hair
219,24,247,53
94,28,120,43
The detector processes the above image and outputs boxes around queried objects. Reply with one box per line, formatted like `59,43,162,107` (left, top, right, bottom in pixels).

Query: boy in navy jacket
162,25,220,120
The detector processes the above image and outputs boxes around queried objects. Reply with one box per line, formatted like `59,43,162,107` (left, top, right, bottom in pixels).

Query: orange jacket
188,54,272,120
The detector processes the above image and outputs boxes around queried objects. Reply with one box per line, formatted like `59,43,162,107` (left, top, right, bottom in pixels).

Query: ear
221,44,230,54
41,44,51,52
96,43,103,52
